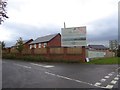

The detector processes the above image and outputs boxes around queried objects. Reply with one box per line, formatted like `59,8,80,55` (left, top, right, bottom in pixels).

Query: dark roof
23,40,29,44
85,46,89,49
88,45,107,49
11,39,33,48
23,39,33,44
29,33,60,44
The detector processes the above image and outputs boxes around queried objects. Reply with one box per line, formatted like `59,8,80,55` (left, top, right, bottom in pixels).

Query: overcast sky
0,0,119,47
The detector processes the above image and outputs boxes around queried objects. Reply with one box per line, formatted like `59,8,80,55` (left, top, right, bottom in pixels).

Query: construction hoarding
61,26,86,47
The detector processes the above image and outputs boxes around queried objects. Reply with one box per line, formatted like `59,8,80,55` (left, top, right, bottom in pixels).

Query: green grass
86,57,120,64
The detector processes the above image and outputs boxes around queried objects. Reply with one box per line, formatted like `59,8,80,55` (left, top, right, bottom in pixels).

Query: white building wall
87,51,106,58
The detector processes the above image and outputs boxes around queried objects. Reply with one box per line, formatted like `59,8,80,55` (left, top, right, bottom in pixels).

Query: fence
87,51,105,58
3,47,86,62
86,50,115,59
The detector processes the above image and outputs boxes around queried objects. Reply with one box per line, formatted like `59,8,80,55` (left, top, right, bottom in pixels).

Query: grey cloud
87,14,118,43
3,14,118,47
3,22,61,47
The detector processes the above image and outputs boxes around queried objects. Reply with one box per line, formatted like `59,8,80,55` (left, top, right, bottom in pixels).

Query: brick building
88,45,108,51
86,45,114,58
23,39,33,49
11,39,33,49
7,39,33,53
29,33,61,49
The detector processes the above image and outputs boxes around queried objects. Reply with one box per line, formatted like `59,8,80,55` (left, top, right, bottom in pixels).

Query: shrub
2,54,82,63
2,53,16,59
117,45,120,57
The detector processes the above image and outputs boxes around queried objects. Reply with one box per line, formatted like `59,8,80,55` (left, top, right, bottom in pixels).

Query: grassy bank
2,53,82,63
86,57,120,64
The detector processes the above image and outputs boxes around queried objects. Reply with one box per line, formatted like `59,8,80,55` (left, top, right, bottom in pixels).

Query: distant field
86,57,120,64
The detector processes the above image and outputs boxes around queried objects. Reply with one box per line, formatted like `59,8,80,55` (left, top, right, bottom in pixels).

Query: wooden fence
3,47,86,62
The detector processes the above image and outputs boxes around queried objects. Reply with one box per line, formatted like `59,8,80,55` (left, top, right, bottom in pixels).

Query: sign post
61,26,87,62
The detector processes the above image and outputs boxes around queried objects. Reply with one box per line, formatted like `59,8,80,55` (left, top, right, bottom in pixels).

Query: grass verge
86,57,120,64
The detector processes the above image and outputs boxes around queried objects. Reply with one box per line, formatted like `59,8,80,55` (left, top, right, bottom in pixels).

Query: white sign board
86,58,90,62
61,26,86,47
88,51,106,58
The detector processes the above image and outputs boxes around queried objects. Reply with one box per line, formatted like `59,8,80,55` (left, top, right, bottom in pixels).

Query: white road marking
104,76,110,79
114,77,119,80
14,63,31,69
30,63,54,68
117,75,120,77
106,85,113,89
108,73,113,76
93,71,119,89
100,79,106,82
111,72,115,74
30,63,43,67
94,82,101,86
56,75,73,80
110,80,117,84
44,65,54,68
45,72,106,88
115,67,120,71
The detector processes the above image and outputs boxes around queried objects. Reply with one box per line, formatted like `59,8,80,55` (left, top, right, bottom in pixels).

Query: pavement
2,59,120,89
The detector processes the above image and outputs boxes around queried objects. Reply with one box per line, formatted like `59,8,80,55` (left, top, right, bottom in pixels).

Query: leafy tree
16,37,24,54
0,0,8,24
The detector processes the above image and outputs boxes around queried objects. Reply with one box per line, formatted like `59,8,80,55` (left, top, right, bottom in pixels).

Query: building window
39,43,41,48
34,44,36,48
43,43,47,48
30,45,32,49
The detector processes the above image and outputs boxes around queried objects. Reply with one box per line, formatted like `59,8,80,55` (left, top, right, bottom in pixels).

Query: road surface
2,59,120,89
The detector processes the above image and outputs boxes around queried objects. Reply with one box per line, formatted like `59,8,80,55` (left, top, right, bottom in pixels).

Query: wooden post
31,48,34,55
63,47,67,59
82,46,86,62
47,47,50,58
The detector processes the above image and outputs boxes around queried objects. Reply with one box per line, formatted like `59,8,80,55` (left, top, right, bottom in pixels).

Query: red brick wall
29,34,61,49
47,34,61,47
36,44,38,48
24,44,29,49
24,39,33,49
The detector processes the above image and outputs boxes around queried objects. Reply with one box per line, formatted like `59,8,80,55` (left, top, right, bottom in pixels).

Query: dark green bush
2,54,82,63
22,55,46,62
2,53,16,59
117,45,120,57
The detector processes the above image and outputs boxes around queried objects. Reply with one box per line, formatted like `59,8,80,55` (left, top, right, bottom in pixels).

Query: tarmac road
2,59,120,89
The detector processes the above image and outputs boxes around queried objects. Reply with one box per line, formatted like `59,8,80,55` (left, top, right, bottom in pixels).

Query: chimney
64,22,66,28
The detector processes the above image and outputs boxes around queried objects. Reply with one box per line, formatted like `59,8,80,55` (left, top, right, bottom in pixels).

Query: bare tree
0,0,8,24
1,41,5,49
